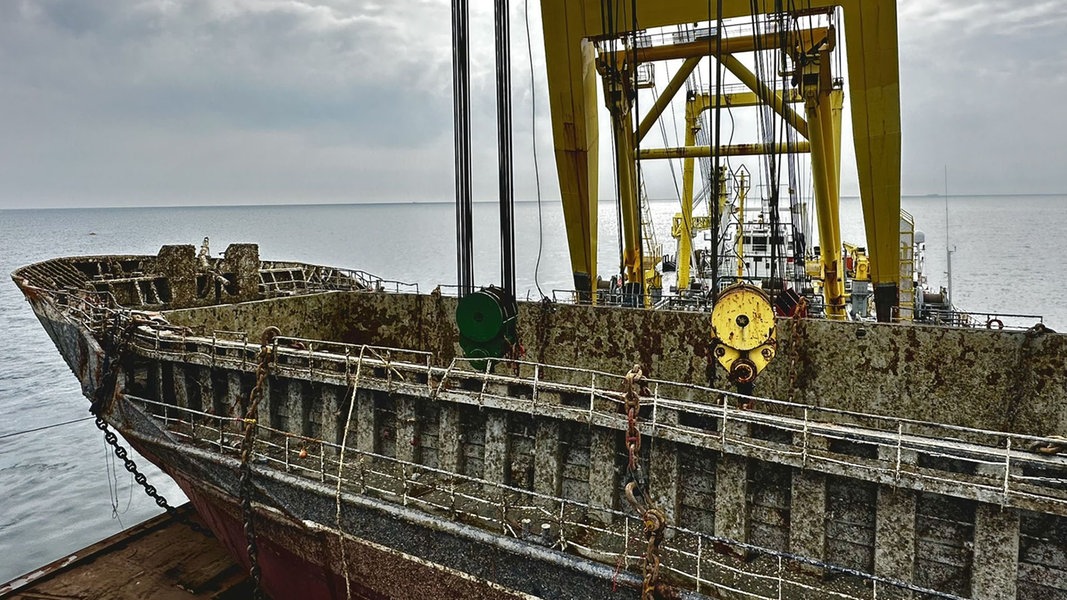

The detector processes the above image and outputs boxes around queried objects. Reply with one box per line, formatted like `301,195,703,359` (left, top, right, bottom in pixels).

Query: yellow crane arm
540,0,901,319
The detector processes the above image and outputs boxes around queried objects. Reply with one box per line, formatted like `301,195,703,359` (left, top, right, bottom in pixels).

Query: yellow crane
539,0,902,321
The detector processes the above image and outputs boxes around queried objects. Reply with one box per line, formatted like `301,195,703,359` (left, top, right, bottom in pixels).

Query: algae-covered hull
12,243,1067,599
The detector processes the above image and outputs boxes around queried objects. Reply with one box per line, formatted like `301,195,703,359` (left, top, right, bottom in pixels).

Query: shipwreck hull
166,445,638,600
12,244,1067,600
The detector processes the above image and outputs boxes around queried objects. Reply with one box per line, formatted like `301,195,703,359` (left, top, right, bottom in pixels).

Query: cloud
0,0,1062,207
0,0,521,206
895,0,1067,194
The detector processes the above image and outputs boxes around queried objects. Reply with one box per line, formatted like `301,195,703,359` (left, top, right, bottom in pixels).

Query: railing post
894,422,903,482
1002,437,1012,504
284,435,291,472
696,535,702,593
589,372,596,415
319,440,326,483
533,364,540,405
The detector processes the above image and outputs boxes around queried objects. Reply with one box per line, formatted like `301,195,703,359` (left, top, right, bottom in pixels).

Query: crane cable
524,0,546,299
710,0,725,300
451,0,474,296
495,0,516,297
605,0,625,283
631,0,644,305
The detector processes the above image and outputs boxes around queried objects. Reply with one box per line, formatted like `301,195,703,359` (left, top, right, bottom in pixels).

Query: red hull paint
174,473,371,600
168,471,527,600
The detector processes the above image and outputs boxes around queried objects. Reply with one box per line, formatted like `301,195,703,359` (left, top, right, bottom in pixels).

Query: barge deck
0,504,250,600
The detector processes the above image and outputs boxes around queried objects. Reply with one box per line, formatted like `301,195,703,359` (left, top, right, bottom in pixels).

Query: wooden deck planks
1,504,248,600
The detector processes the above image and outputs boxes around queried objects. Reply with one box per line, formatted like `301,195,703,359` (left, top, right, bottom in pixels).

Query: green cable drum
456,288,510,343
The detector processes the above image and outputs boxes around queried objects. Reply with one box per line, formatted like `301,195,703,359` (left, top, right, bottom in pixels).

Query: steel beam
718,89,803,108
600,28,830,64
640,142,811,159
539,13,599,295
719,53,809,139
636,56,701,143
540,0,900,311
843,1,902,320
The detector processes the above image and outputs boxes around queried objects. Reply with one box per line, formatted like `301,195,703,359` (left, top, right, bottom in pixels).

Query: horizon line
2,191,1064,211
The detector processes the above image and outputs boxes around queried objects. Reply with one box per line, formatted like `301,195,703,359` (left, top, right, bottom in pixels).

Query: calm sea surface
1,196,1064,583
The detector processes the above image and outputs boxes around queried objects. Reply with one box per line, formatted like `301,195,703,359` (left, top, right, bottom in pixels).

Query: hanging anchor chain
786,305,806,404
92,316,207,535
621,365,668,599
238,326,280,600
94,415,212,538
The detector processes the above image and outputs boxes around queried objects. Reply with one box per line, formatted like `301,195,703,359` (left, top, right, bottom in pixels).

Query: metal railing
125,392,970,600
126,326,1067,518
918,308,1045,331
258,264,419,297
16,259,417,322
26,279,1067,517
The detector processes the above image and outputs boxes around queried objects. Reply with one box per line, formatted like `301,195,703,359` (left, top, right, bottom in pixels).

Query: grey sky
0,0,1064,209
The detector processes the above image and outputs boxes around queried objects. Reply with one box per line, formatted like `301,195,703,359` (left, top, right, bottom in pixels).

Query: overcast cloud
0,0,1064,208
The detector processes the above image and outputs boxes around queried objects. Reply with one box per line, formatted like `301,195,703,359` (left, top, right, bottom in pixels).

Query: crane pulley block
711,284,777,385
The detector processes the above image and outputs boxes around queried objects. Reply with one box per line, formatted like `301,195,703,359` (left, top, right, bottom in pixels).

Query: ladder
898,209,916,321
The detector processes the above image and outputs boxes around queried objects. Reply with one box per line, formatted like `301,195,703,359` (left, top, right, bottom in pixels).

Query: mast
944,164,953,304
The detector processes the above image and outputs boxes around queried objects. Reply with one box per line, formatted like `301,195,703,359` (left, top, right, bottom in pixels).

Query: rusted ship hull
164,443,636,600
13,244,1067,600
18,295,641,599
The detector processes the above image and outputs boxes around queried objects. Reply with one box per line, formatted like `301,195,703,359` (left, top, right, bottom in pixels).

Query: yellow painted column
677,100,699,290
540,6,600,297
610,103,641,284
805,94,845,318
842,0,902,320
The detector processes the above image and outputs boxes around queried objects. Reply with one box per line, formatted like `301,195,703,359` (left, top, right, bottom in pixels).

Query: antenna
944,165,954,304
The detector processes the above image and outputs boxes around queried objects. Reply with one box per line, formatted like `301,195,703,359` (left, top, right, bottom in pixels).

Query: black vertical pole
495,0,515,297
453,0,474,296
711,0,724,304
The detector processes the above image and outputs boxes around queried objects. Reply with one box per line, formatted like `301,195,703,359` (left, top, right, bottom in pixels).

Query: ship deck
11,247,1067,599
0,505,251,600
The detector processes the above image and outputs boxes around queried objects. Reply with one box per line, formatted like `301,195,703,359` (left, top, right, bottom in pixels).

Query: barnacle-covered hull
163,433,629,600
13,243,1067,600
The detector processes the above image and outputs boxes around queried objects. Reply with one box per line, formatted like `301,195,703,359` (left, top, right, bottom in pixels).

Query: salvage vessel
11,1,1067,599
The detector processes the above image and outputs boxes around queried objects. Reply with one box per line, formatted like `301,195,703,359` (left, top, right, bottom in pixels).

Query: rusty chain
621,365,669,599
238,326,280,600
91,315,209,535
623,366,644,480
786,300,806,404
93,416,209,536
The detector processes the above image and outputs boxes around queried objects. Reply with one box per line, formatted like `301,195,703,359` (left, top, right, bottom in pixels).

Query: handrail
125,392,969,600
124,325,1067,516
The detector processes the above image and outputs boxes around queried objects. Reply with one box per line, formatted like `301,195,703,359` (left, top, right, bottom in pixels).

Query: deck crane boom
540,0,902,321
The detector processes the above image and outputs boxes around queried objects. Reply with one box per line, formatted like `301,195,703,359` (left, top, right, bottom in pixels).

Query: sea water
0,196,1064,583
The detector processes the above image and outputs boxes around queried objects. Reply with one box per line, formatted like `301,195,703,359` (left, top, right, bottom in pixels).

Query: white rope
334,345,365,600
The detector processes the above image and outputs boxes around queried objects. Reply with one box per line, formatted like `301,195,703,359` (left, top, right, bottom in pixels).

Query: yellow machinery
843,242,871,282
711,284,777,385
540,1,902,321
670,165,726,290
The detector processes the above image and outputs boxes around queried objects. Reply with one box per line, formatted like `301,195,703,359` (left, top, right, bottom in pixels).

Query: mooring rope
0,416,95,440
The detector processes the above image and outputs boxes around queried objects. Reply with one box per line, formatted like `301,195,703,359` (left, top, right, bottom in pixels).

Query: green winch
455,286,518,371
